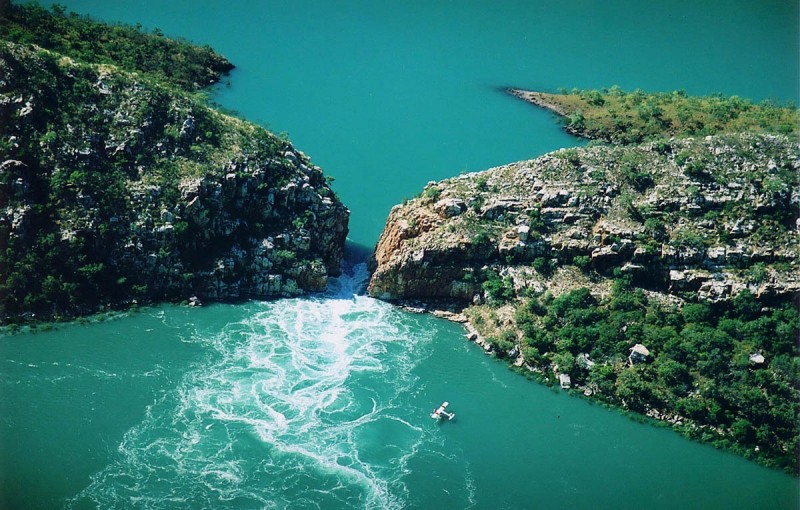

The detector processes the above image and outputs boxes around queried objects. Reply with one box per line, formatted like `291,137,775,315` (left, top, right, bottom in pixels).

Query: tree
573,255,591,273
553,352,577,377
656,358,690,396
615,367,654,412
589,364,617,397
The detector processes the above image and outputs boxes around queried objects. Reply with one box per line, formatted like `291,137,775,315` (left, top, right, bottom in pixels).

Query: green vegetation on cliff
1,4,348,324
1,3,233,91
510,87,798,144
369,98,799,471
471,280,800,473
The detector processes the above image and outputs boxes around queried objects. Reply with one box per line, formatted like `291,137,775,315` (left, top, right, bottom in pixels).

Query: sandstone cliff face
0,42,348,321
369,134,799,304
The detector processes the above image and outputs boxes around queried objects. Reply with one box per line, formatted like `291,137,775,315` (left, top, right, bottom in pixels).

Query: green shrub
532,257,553,275
482,270,515,303
422,186,442,200
573,255,591,273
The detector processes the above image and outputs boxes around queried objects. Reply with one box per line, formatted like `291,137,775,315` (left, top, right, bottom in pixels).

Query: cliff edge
368,93,800,472
370,133,798,304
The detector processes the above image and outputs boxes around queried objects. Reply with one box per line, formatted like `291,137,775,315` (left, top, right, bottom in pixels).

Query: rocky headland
0,7,349,323
370,133,798,305
369,88,799,472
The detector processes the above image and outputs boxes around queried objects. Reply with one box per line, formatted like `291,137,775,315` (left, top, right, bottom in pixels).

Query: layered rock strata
369,134,798,304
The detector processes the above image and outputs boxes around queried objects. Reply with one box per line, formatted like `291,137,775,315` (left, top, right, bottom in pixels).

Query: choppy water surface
64,264,437,509
3,1,799,508
3,263,798,509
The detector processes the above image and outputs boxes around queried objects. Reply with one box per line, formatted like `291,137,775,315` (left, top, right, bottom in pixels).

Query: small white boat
431,401,455,420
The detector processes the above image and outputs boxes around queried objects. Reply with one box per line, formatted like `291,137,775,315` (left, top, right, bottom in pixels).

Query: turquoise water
3,1,800,508
34,0,800,245
3,263,799,509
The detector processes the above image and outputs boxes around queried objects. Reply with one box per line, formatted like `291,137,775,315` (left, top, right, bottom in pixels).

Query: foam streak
68,264,434,509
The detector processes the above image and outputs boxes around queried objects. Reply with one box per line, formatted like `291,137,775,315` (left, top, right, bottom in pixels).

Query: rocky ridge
369,133,799,305
1,41,349,322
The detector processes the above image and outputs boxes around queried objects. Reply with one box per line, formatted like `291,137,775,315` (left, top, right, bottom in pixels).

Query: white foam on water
68,263,438,509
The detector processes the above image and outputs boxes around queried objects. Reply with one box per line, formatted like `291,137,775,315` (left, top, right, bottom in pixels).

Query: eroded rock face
368,134,799,304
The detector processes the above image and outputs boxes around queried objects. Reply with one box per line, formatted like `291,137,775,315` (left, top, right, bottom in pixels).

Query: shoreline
405,302,776,472
506,88,570,117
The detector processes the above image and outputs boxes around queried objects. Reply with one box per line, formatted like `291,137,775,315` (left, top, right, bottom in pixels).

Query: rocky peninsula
0,5,349,323
369,88,799,473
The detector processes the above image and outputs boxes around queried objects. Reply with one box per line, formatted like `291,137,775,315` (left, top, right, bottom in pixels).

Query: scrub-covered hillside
369,87,799,473
0,4,349,323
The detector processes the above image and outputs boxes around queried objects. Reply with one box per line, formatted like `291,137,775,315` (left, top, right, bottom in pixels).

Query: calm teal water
33,0,800,245
3,1,799,508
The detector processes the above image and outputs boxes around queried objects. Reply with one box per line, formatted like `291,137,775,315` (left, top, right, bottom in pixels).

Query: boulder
434,198,466,218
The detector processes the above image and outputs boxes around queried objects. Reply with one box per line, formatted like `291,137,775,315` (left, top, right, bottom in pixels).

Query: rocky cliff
369,133,798,305
367,93,800,472
1,41,348,322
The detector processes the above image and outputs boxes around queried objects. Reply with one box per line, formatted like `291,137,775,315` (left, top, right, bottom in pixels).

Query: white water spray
68,263,437,509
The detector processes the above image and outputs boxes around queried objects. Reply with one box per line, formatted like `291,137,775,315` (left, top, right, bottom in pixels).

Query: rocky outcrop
116,146,349,302
368,94,800,475
0,42,348,322
368,134,799,304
